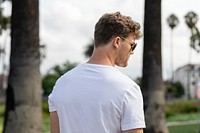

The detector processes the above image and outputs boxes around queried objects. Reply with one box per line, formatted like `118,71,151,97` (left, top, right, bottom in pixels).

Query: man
48,12,145,133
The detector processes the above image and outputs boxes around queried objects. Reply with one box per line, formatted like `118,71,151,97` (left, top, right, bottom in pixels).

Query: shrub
166,82,184,98
165,99,198,117
42,101,49,114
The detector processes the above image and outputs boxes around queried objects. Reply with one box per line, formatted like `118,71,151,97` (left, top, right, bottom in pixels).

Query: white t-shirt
48,63,145,133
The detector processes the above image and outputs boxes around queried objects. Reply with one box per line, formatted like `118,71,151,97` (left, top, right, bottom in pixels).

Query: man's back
48,63,145,133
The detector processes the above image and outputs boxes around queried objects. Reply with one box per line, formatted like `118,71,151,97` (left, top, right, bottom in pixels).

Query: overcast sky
1,0,200,80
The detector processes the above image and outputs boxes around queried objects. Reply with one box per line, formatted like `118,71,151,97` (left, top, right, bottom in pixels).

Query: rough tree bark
142,0,168,133
3,0,42,133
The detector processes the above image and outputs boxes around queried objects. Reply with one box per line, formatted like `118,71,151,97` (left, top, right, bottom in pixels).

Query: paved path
167,120,200,126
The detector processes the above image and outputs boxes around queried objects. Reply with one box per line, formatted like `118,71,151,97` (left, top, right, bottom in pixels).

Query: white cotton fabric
48,63,145,133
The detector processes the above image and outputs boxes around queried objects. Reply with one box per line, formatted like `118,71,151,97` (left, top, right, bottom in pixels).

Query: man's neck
87,47,115,67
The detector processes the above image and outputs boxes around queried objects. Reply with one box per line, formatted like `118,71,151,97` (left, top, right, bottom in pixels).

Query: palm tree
167,14,179,82
142,0,168,132
0,2,10,92
3,0,42,132
184,11,200,99
185,11,200,53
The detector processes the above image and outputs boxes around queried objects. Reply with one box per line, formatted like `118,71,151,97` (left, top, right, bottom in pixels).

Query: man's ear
113,36,121,49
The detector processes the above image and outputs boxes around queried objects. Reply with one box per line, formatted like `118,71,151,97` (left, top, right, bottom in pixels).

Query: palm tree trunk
3,0,42,133
142,0,168,133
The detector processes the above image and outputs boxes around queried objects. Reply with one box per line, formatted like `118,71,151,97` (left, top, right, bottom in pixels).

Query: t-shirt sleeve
121,85,146,131
48,93,57,112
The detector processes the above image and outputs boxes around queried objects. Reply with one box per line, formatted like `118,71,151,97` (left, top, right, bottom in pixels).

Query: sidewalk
167,120,200,126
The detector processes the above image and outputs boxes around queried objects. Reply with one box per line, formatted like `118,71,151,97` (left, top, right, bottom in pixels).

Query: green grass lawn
42,102,50,132
0,104,5,132
168,123,200,133
0,118,3,133
167,113,200,133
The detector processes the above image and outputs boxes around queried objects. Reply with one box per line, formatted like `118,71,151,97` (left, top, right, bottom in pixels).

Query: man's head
91,12,142,67
94,12,142,48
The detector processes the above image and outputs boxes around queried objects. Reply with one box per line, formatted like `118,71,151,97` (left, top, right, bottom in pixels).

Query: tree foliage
166,82,184,98
42,74,58,96
84,39,94,58
42,60,77,96
0,6,10,34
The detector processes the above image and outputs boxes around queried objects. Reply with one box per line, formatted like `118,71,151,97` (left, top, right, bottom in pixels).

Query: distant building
173,64,200,99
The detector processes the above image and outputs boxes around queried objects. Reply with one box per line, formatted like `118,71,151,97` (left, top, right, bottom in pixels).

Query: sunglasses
120,37,137,51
